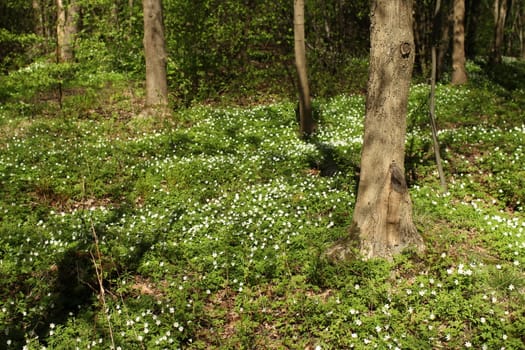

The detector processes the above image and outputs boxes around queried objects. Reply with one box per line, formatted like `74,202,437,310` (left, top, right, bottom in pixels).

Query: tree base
325,223,425,262
324,234,360,263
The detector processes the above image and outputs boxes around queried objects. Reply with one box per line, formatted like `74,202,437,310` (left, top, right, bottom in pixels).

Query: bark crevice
326,161,423,262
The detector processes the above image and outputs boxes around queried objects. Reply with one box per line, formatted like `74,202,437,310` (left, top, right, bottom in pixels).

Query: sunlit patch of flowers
315,94,365,146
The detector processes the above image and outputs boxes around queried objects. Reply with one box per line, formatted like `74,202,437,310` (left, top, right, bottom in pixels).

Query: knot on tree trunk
400,42,412,58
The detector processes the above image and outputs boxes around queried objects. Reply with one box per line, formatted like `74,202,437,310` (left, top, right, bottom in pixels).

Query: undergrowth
0,61,524,349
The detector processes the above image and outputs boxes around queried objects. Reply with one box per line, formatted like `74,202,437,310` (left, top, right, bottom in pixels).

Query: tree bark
430,0,448,192
492,0,508,64
111,3,120,30
452,0,468,84
33,0,45,37
42,0,53,41
294,0,314,137
142,0,169,109
516,1,525,60
327,0,424,261
521,1,525,59
465,0,481,59
436,4,452,81
413,2,432,77
56,0,79,62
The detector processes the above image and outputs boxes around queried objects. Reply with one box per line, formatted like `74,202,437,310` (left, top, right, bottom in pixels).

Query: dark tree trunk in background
507,0,525,58
437,3,453,80
521,1,525,59
33,0,45,37
414,0,452,79
465,0,482,59
492,0,509,63
414,1,433,77
327,0,425,261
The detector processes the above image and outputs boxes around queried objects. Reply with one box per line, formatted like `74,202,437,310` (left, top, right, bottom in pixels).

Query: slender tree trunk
430,0,447,192
413,17,426,76
452,0,467,84
129,0,134,36
111,3,119,29
33,0,45,37
465,0,481,59
294,0,314,137
327,0,424,261
521,1,525,59
509,0,525,58
437,6,452,80
33,0,49,52
413,2,431,77
56,0,79,62
142,0,168,109
492,0,508,64
42,0,53,41
56,0,67,61
507,0,517,55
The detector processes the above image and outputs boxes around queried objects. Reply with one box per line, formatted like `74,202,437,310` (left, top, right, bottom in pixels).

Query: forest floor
1,60,525,349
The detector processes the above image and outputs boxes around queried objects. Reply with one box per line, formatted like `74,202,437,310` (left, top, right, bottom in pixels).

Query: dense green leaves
2,0,525,105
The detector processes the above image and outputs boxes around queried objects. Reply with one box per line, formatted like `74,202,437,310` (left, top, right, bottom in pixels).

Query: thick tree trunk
492,0,508,64
294,0,314,137
327,0,424,261
452,0,468,84
56,0,79,62
142,0,168,108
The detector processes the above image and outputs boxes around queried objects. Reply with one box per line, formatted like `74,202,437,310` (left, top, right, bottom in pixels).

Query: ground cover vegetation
1,58,525,349
2,0,525,348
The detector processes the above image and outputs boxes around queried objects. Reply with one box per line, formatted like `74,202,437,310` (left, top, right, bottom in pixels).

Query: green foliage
0,29,40,71
486,59,525,91
2,55,525,350
0,0,39,72
0,60,76,102
75,0,145,76
305,1,369,97
163,0,295,105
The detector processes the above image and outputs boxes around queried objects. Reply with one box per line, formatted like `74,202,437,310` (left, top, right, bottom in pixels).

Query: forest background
3,0,523,106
